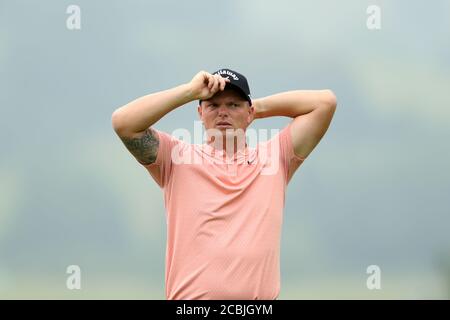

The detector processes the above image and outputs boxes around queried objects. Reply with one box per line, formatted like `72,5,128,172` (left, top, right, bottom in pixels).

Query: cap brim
199,83,252,106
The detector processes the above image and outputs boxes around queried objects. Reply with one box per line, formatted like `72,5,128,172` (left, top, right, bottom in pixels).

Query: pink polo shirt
140,123,305,300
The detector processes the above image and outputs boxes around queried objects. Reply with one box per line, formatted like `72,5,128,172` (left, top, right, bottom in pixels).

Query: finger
207,75,215,90
202,72,210,85
211,75,220,93
219,77,227,91
210,79,219,94
215,75,224,92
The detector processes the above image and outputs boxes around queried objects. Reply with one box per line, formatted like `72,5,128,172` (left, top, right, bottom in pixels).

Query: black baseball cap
199,68,252,106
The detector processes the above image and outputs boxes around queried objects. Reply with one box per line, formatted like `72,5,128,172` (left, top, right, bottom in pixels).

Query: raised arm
111,71,229,164
253,89,337,160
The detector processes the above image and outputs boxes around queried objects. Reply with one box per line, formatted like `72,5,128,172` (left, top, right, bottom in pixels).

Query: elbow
323,89,337,110
111,108,126,134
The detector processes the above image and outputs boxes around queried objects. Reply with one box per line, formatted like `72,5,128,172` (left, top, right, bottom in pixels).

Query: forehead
205,88,246,102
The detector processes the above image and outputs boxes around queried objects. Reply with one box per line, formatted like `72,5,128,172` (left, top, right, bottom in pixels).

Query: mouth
216,121,232,126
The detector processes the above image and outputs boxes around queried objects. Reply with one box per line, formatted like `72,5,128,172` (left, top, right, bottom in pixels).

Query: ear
246,104,255,125
197,104,202,120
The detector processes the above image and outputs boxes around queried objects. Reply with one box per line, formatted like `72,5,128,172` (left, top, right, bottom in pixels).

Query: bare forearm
112,83,194,134
254,89,336,119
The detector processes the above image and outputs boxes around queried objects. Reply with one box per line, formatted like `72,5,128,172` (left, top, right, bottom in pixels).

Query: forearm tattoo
120,128,159,165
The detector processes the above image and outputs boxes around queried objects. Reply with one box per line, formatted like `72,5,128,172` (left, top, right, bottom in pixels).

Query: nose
217,104,229,115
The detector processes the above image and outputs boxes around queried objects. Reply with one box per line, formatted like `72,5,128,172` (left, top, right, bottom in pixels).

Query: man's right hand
188,71,230,101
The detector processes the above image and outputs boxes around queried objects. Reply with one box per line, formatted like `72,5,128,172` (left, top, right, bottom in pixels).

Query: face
197,88,254,134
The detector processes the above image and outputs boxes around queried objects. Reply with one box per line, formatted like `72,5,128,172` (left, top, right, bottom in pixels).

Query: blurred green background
1,0,449,299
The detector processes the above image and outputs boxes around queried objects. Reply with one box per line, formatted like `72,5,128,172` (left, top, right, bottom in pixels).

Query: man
111,68,337,299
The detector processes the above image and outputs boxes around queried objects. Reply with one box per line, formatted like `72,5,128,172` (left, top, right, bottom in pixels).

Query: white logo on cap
215,70,239,81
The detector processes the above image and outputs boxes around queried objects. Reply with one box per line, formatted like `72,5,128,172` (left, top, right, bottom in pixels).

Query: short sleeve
277,123,306,184
139,129,180,188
